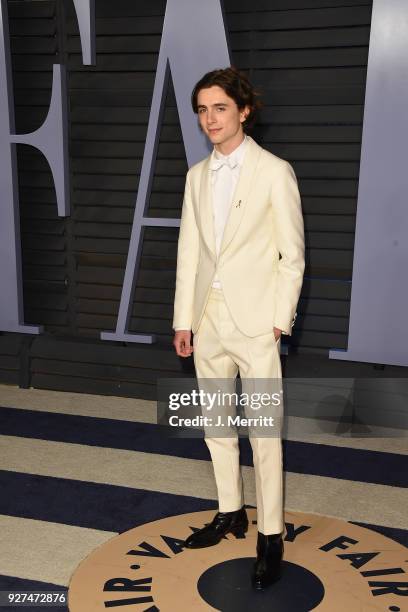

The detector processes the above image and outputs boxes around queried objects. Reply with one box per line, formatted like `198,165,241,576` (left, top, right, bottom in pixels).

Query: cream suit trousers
193,287,284,535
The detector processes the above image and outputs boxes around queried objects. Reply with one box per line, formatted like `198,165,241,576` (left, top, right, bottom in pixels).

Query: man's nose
207,109,216,124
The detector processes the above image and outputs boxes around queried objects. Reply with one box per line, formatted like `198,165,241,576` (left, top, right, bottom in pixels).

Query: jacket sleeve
172,170,200,331
271,161,305,335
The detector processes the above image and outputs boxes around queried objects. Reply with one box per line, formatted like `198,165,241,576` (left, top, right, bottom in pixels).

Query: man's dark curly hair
191,66,262,131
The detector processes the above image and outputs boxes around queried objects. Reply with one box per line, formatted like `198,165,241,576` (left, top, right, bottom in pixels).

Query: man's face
196,85,249,151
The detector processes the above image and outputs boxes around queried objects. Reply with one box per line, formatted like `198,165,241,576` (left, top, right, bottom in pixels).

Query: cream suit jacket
173,135,305,337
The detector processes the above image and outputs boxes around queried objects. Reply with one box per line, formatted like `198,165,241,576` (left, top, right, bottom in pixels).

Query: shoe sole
252,571,282,590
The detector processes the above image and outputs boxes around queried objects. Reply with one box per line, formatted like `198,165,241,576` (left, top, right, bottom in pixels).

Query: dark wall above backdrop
1,0,404,399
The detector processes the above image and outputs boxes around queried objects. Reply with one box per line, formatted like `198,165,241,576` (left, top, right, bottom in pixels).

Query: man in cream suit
173,67,305,589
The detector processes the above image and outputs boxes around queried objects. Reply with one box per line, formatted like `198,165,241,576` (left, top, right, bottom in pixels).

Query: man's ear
240,105,251,123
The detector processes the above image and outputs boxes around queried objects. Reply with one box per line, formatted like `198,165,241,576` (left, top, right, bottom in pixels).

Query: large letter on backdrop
0,0,95,333
101,0,230,343
330,0,408,367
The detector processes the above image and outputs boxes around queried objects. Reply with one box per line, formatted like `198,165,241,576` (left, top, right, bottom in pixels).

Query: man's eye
198,108,206,113
217,107,226,111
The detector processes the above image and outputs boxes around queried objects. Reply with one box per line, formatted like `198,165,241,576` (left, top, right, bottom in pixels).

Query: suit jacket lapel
219,136,262,255
198,155,216,255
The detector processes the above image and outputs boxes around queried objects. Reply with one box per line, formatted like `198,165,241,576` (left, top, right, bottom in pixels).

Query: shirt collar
212,135,247,168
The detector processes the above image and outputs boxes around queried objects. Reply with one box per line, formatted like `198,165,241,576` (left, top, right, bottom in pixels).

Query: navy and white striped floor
0,384,407,611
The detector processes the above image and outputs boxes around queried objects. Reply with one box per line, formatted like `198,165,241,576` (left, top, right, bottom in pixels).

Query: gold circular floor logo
68,509,407,611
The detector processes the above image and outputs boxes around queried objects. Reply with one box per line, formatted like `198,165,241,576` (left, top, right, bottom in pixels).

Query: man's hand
273,327,282,342
173,330,193,358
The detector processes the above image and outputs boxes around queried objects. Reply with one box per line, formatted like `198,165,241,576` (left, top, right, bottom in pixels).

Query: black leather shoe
251,532,284,589
184,507,248,549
